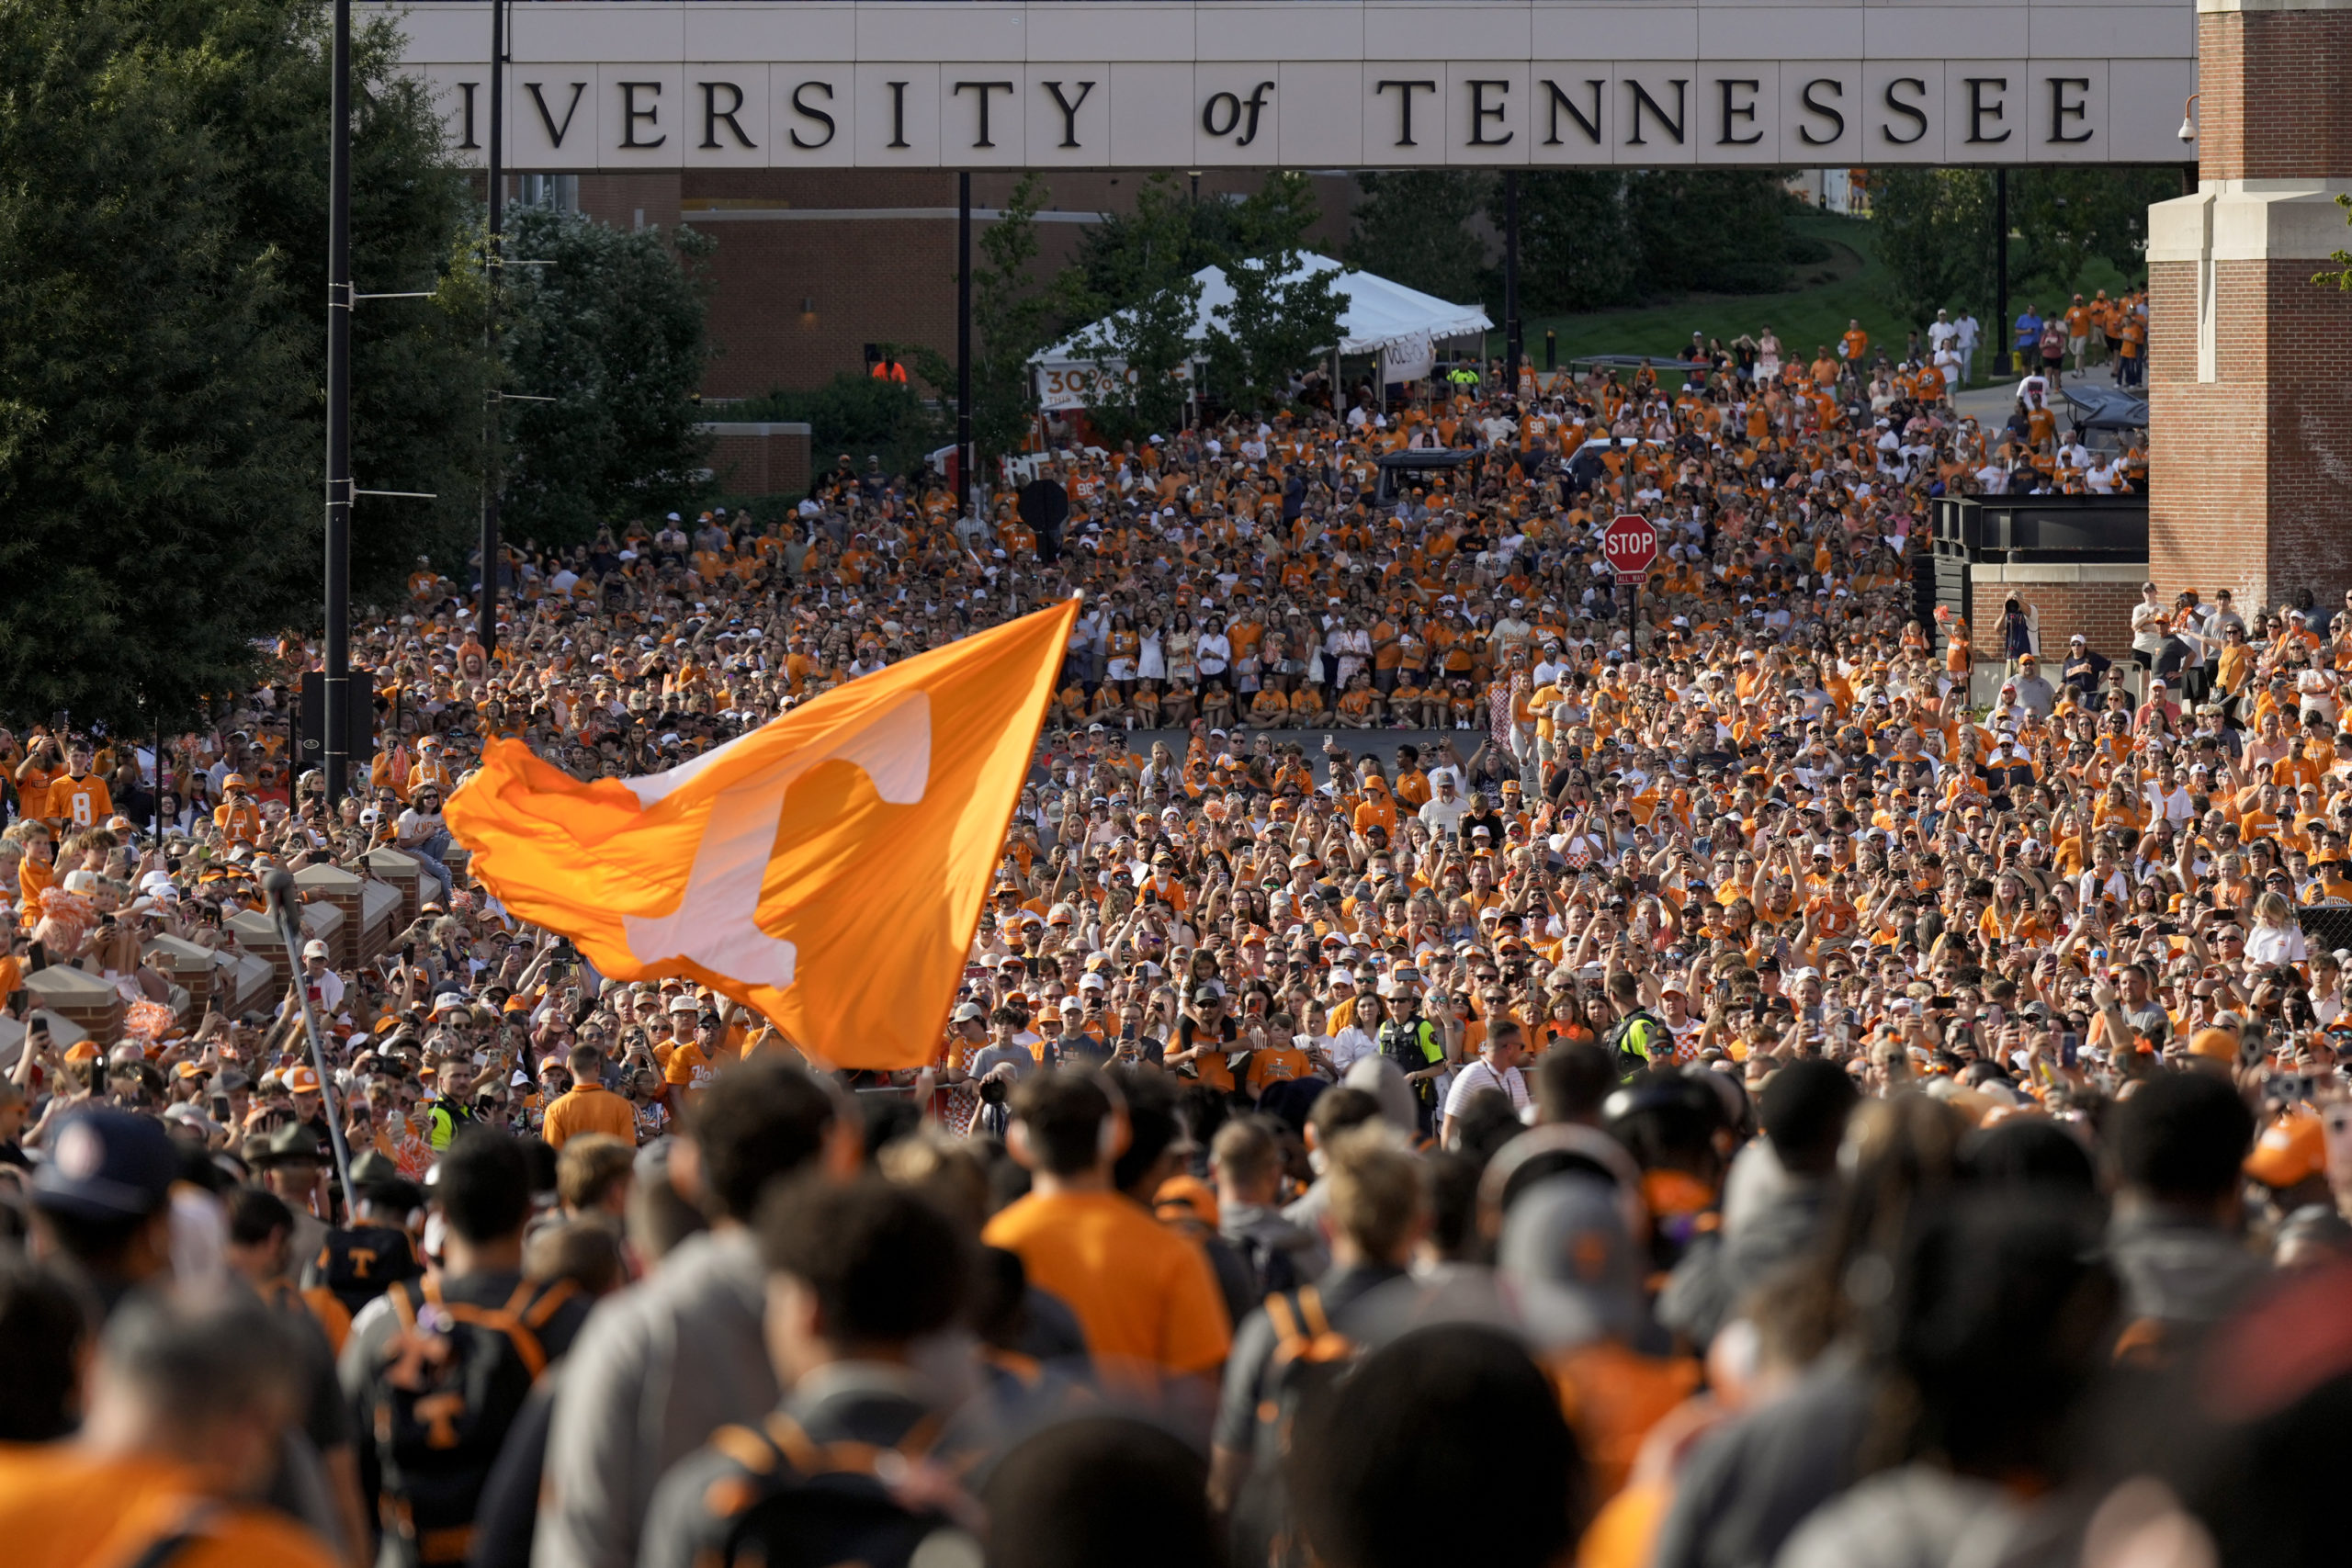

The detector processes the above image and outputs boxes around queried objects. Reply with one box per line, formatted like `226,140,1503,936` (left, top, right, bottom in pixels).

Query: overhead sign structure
1603,513,1659,582
371,1,2198,171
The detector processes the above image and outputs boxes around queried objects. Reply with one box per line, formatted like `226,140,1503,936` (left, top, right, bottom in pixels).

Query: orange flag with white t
445,598,1077,1068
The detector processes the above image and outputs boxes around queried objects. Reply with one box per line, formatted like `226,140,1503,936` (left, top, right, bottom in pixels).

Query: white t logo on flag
619,694,933,987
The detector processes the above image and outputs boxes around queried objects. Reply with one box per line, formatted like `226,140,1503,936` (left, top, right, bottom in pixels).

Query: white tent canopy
1031,254,1490,410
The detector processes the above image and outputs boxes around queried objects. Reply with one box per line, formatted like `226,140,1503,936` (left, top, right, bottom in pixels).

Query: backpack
308,1224,423,1318
1231,1286,1363,1568
704,1410,978,1568
1601,1010,1667,1075
1233,1229,1305,1305
369,1275,577,1563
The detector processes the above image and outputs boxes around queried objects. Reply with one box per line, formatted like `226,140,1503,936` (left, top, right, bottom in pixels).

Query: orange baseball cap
2244,1111,2326,1190
2188,1027,2239,1063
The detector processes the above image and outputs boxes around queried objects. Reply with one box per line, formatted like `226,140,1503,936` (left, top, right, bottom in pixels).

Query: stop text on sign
1604,514,1659,581
378,1,2197,171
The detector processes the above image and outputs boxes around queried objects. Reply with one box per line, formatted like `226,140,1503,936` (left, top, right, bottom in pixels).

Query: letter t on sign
954,81,1016,149
1374,79,1437,147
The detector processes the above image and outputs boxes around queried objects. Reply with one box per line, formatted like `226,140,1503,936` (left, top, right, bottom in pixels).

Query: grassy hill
1494,211,2137,390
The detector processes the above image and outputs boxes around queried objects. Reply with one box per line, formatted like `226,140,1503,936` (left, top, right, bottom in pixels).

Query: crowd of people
0,330,2342,1568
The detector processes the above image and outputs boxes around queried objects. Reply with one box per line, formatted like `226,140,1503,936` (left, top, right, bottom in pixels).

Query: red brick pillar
2147,1,2352,612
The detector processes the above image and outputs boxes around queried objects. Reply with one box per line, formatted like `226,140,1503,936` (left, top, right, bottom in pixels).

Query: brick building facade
1968,570,2149,663
571,169,1354,400
701,422,813,496
2146,0,2352,610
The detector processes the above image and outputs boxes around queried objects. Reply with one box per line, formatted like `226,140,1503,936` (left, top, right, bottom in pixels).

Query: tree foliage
1506,172,1637,313
1871,168,1997,333
1204,255,1337,416
1068,172,1343,429
2003,167,2177,303
1503,171,1794,315
1062,174,1206,441
732,371,946,488
2318,193,2352,292
497,208,715,544
905,173,1061,478
1346,171,1494,306
1626,172,1793,296
0,0,486,730
1872,166,2181,333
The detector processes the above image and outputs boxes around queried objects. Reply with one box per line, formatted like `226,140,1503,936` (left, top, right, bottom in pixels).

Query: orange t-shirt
14,764,54,822
0,1448,338,1568
47,773,111,830
214,799,263,844
538,1085,639,1148
981,1188,1232,1399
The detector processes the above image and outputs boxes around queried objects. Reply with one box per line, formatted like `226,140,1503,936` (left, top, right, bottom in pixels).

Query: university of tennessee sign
373,1,2197,169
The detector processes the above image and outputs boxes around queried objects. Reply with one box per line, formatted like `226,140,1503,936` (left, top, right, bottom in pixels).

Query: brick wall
576,172,684,233
702,423,813,498
2197,11,2352,182
2147,7,2352,616
1969,576,2147,660
2148,254,2352,612
570,169,1358,397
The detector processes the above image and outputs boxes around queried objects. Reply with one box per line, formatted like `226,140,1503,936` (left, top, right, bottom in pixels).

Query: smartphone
2059,1031,2079,1069
4,989,24,1021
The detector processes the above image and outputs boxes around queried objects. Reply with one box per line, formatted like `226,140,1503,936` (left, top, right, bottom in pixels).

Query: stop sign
1602,513,1658,581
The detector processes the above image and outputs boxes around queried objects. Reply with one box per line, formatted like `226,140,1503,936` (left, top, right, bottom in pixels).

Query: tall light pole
1994,168,2011,378
481,0,506,655
957,171,973,513
1503,171,1521,390
322,0,353,809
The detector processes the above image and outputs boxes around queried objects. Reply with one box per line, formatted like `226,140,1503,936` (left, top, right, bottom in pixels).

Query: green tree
1203,253,1347,417
909,174,1060,478
1069,172,1226,308
1067,264,1202,443
1873,166,2176,342
1348,171,1493,305
2317,193,2352,290
198,0,491,603
733,371,945,490
1228,170,1325,257
1068,172,1343,427
0,0,485,729
1507,170,1795,314
2005,167,2176,301
1064,174,1204,441
496,207,716,543
1205,173,1346,416
1872,168,1996,332
1509,172,1637,313
1626,172,1793,296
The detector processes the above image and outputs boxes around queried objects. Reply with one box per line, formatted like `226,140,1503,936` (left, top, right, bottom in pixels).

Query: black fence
2296,904,2352,954
1929,494,2150,642
1931,494,2149,559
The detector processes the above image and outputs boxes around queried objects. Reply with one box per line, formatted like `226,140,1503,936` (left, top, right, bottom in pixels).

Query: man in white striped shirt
1442,1020,1530,1137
